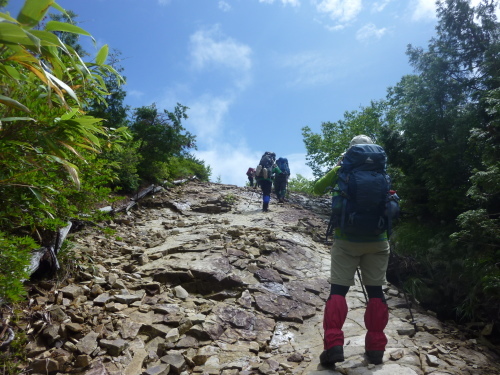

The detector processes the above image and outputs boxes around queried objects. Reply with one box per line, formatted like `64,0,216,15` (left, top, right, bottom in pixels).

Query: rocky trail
18,180,500,375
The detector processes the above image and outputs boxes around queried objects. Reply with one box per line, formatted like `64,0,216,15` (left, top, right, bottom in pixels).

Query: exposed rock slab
22,181,500,375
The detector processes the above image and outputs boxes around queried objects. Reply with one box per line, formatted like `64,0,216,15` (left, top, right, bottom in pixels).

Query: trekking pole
325,215,335,244
389,241,417,329
356,268,368,304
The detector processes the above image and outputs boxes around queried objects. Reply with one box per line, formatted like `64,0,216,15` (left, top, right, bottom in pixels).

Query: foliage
130,103,197,183
103,141,142,192
302,101,385,178
48,10,87,57
384,0,500,323
223,193,236,205
0,0,125,210
288,174,315,195
86,49,130,128
0,0,128,302
0,233,36,303
166,154,212,182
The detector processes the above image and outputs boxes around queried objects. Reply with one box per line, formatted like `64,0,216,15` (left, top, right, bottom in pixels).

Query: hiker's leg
321,284,349,366
277,177,285,202
358,240,390,287
358,241,390,364
260,180,272,211
263,195,270,211
321,240,359,367
364,286,388,364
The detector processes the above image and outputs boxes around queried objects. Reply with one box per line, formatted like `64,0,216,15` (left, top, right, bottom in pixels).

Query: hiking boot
262,202,269,212
365,350,384,365
319,345,344,367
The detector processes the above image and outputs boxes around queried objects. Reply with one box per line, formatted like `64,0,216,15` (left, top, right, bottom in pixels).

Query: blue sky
6,0,461,185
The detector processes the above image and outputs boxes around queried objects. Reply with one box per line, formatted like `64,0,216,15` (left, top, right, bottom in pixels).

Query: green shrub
288,174,315,195
0,233,36,303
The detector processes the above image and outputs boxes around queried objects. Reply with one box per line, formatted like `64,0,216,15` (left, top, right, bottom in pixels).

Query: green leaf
0,117,36,122
0,12,19,23
60,108,79,121
0,95,30,112
95,44,109,65
28,187,44,203
24,29,41,51
0,64,22,80
0,23,32,46
17,0,54,28
30,30,65,48
45,20,92,38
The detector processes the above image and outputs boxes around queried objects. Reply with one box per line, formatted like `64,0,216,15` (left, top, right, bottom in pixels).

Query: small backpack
326,144,400,239
256,152,276,179
276,157,290,175
246,167,255,177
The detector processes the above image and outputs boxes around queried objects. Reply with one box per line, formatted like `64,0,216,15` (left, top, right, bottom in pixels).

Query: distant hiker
274,157,290,203
313,135,400,368
255,151,281,212
246,167,256,187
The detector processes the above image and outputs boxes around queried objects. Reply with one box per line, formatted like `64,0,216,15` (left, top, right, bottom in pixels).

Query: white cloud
411,0,436,20
323,23,346,31
218,1,231,11
285,153,314,180
279,51,342,87
315,0,362,23
372,0,392,12
259,0,300,6
189,26,253,89
194,144,263,186
185,94,233,144
127,89,145,99
356,23,388,42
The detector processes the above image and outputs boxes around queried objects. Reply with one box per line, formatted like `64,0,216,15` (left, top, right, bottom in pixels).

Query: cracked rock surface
24,181,500,374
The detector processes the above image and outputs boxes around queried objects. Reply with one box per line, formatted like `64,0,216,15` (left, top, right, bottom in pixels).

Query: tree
86,50,130,128
302,101,385,178
130,103,197,182
383,0,500,323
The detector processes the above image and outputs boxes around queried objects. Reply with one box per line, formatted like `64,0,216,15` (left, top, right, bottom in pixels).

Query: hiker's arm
273,166,282,174
313,166,340,195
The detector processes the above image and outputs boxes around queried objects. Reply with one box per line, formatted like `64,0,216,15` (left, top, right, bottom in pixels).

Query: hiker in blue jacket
313,135,391,368
255,152,281,212
274,157,290,203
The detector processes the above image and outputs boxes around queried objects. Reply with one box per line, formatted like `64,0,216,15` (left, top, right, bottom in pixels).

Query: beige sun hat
349,135,374,148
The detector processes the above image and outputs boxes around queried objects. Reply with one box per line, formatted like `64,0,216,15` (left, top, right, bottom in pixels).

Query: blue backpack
276,157,290,175
326,144,399,239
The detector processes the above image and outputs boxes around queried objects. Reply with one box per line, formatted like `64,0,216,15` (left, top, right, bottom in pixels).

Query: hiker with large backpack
274,157,290,203
313,135,400,369
255,151,281,212
246,167,256,187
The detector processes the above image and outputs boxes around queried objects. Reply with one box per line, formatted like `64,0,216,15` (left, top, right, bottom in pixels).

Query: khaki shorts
330,239,390,286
